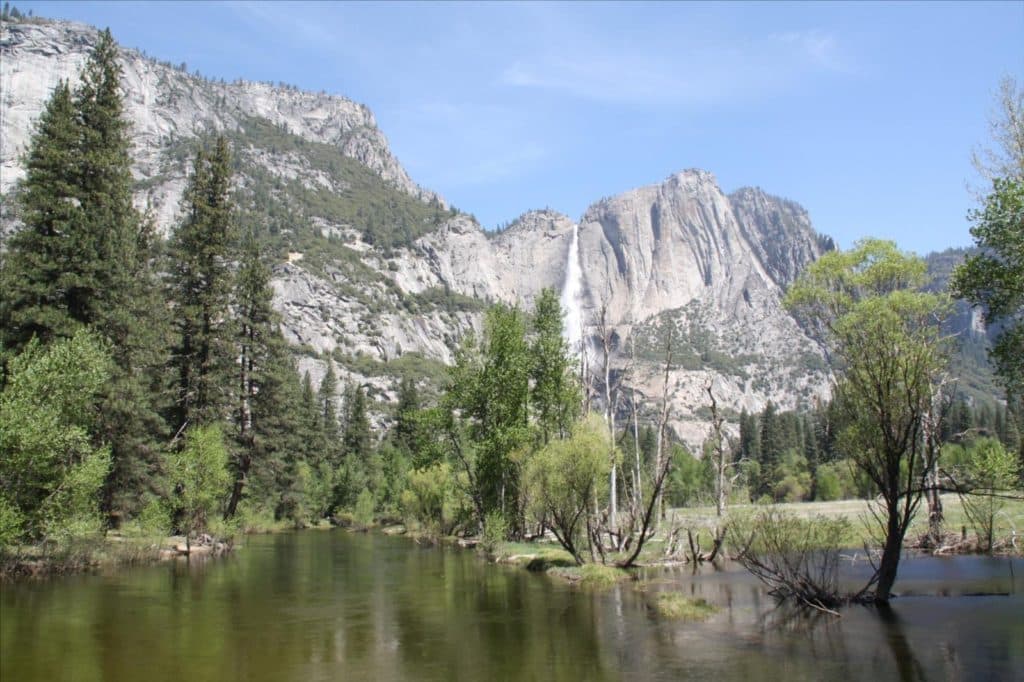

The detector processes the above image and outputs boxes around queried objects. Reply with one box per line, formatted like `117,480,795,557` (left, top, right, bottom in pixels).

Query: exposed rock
0,18,443,236
1,17,841,449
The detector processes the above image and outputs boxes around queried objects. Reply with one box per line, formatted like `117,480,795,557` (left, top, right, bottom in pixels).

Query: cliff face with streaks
3,17,843,446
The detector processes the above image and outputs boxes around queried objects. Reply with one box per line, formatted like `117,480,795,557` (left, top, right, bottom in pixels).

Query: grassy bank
666,494,1023,553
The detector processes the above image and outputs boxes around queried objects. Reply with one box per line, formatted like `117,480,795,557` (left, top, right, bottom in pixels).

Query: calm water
2,531,1022,681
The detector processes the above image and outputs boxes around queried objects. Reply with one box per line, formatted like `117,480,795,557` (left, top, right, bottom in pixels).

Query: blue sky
19,1,1024,254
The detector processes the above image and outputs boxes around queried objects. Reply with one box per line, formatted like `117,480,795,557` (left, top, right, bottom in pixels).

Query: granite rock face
1,19,441,235
2,18,839,446
505,172,834,444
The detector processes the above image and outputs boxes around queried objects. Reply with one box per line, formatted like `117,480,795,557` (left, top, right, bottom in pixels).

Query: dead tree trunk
705,379,728,519
654,330,674,529
922,379,951,547
630,337,643,520
595,302,619,541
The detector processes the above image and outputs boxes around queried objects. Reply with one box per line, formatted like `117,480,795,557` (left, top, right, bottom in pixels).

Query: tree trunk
875,510,905,602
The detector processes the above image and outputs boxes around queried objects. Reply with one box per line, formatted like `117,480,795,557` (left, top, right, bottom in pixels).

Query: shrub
480,510,508,555
167,425,231,547
0,331,112,545
814,465,842,501
958,438,1021,552
735,509,851,609
354,489,375,528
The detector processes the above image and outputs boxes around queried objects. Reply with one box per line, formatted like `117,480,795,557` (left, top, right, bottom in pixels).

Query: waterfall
560,222,584,356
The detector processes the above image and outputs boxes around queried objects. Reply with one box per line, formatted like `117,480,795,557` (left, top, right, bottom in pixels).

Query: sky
17,1,1024,254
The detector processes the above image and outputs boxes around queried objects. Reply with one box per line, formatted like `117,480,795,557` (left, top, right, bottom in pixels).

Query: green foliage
951,177,1024,395
353,489,375,528
577,563,628,588
399,462,469,535
957,438,1021,552
813,464,842,501
447,305,532,528
735,509,851,607
632,304,761,378
1,81,84,350
665,444,712,507
405,286,487,314
529,288,582,444
771,450,812,503
786,239,951,601
121,497,171,540
223,116,452,252
168,425,231,542
481,510,509,554
0,331,112,544
333,351,450,395
169,136,238,428
0,495,25,548
524,415,612,564
0,31,169,519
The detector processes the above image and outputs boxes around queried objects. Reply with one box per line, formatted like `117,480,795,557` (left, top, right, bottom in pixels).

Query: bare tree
593,299,623,540
701,378,741,562
971,76,1024,190
922,377,953,547
617,328,677,569
653,329,674,529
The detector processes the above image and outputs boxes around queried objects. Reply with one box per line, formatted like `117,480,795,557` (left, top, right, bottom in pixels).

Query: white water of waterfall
560,223,584,356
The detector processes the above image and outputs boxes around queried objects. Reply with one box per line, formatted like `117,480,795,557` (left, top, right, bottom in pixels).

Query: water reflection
1,532,1021,681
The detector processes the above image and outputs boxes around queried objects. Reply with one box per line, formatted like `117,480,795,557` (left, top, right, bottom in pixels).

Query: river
2,530,1021,681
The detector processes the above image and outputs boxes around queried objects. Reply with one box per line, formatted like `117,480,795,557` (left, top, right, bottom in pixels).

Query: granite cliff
2,17,842,446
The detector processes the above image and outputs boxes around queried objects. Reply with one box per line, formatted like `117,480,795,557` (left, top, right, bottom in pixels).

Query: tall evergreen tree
73,28,140,348
758,401,781,494
1,81,84,353
1,32,169,517
393,376,420,455
342,383,372,461
226,230,290,517
318,361,342,467
170,136,237,430
737,409,760,461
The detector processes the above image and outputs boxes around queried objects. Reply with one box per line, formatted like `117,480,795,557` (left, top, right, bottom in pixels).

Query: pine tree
393,376,420,455
73,28,140,349
342,383,372,461
1,81,84,353
170,136,237,430
758,401,781,495
2,32,170,517
738,409,760,461
318,361,342,467
75,30,171,517
226,230,290,517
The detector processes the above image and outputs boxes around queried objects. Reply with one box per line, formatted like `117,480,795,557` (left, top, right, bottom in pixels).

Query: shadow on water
1,532,1022,681
876,603,927,682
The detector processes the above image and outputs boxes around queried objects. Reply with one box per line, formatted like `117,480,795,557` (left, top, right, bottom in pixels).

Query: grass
654,593,719,621
548,563,632,589
667,494,1024,551
492,541,576,570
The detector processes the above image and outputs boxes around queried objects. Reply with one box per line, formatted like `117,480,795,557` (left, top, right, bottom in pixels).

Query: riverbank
0,532,235,580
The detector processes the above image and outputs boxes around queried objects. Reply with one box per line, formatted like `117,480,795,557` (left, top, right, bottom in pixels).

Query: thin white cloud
225,1,348,54
500,28,853,106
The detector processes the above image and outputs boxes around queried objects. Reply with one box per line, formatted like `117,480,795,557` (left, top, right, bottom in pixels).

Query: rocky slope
2,16,843,447
1,19,441,234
